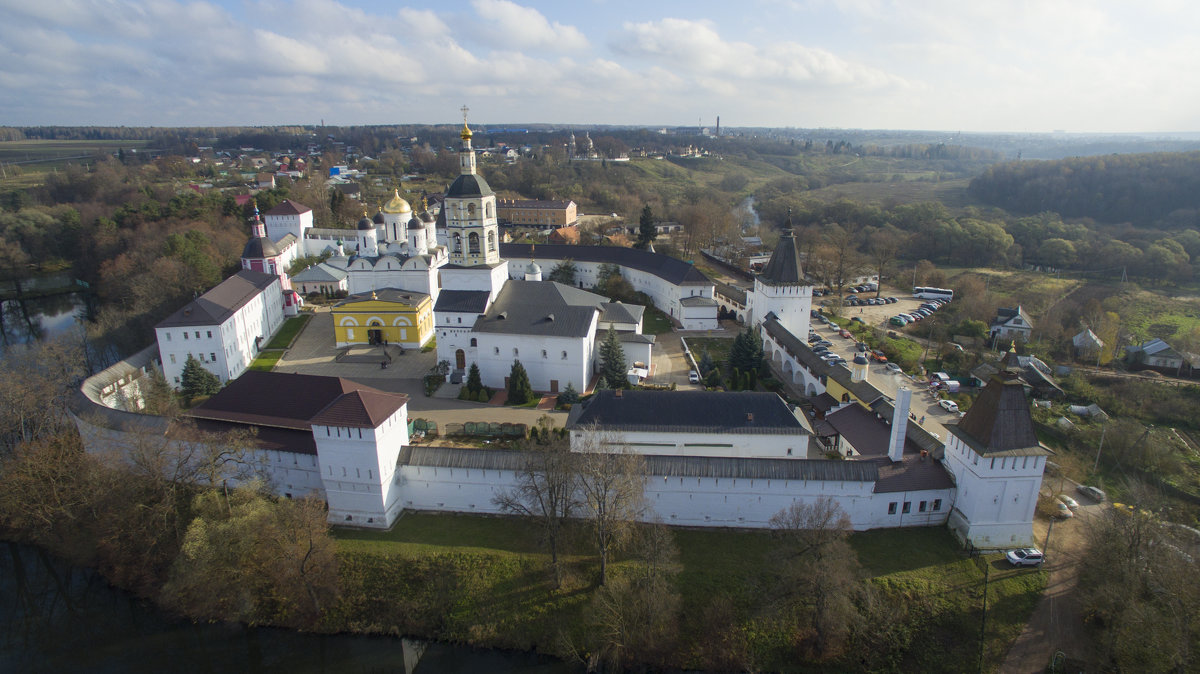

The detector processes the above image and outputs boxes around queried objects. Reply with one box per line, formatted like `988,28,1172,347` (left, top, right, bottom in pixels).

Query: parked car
885,362,902,373
871,350,887,363
1077,485,1107,502
1055,501,1075,518
688,370,700,384
851,316,864,324
813,347,830,355
817,340,833,347
1058,494,1080,511
1006,548,1045,567
886,296,898,303
839,329,853,339
889,317,908,326
938,399,960,413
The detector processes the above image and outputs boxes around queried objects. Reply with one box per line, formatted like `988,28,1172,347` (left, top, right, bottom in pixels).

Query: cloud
470,0,588,51
612,17,907,91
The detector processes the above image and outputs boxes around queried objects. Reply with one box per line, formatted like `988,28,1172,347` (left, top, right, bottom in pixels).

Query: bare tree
821,223,865,315
865,226,907,297
573,431,646,585
769,498,862,658
493,438,579,587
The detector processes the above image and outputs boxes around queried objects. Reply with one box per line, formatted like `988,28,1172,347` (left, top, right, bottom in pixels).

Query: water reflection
0,543,577,674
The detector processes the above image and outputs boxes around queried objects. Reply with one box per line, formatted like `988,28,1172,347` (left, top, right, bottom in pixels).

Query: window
902,502,911,514
487,231,496,252
494,347,500,355
562,351,568,359
919,501,927,512
166,333,171,341
468,232,480,254
210,353,216,361
169,354,176,364
470,338,477,347
173,376,180,384
184,332,189,340
457,317,462,323
513,348,519,356
888,502,897,515
932,499,942,511
195,331,200,339
542,349,548,358
206,331,212,338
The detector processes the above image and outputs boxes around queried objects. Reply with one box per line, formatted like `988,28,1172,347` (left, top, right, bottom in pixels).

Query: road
999,479,1103,673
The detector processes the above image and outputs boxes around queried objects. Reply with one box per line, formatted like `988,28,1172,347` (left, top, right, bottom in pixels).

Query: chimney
851,354,869,382
888,387,911,463
746,412,754,423
614,389,622,399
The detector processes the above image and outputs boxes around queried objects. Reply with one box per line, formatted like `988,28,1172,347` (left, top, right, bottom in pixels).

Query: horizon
3,1,1199,134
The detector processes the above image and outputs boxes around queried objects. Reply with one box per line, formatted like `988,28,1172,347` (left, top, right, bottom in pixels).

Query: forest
969,151,1200,228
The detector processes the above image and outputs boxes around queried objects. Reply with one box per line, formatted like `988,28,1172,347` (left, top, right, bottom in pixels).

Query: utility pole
1093,423,1107,473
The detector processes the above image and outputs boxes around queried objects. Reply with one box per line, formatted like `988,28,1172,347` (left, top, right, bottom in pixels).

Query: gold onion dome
460,123,473,140
383,189,412,214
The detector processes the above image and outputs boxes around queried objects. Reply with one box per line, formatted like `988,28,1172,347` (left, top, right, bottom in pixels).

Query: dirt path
999,502,1099,673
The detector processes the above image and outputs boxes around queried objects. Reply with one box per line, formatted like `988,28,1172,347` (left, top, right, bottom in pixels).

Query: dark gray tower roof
759,215,804,285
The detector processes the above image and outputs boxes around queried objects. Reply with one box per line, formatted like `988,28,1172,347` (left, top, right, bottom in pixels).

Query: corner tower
748,212,812,338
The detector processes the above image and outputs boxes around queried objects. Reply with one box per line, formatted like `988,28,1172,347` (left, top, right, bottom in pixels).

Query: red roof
311,389,408,428
263,199,312,216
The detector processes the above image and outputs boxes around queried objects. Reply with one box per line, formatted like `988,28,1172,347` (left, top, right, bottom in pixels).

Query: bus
913,286,954,301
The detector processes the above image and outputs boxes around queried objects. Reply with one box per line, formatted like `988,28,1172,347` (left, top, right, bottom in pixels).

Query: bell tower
445,105,500,267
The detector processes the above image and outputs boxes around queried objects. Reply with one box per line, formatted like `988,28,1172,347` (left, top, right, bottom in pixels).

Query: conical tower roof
953,368,1041,454
759,212,804,285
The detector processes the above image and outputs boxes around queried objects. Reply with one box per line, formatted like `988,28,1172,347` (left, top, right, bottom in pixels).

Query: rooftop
473,280,605,338
569,389,807,435
156,270,278,328
500,243,711,286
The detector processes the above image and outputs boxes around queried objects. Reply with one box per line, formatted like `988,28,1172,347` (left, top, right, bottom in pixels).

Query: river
0,542,577,673
0,271,89,345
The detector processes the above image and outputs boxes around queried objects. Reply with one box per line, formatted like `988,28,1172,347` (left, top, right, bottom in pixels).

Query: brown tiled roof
497,199,574,209
954,370,1043,455
872,453,957,493
310,389,408,428
263,199,312,216
186,371,407,431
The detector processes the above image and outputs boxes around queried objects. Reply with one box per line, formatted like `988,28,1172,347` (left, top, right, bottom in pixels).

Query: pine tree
180,354,221,400
508,360,535,405
548,259,577,285
558,382,580,406
466,362,483,396
599,327,628,389
729,327,764,375
636,204,656,249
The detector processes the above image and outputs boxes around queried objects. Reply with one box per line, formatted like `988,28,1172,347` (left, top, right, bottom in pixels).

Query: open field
0,139,152,189
331,512,1043,671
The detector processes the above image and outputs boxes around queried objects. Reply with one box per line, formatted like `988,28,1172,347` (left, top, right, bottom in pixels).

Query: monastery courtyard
272,306,727,430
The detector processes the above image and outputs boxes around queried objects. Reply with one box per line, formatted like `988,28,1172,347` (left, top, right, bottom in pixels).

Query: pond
0,542,577,673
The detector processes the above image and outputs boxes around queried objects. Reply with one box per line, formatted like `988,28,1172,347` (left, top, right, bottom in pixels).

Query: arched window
487,231,496,252
470,338,477,347
467,203,476,216
513,348,519,356
453,233,462,252
468,232,480,254
485,202,493,218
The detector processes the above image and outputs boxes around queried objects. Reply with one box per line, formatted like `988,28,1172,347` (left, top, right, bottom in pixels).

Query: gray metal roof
680,295,718,307
434,289,491,314
600,301,643,325
446,173,494,198
472,280,603,338
291,262,347,283
758,225,805,286
500,243,712,285
156,270,278,328
399,446,877,482
570,389,808,435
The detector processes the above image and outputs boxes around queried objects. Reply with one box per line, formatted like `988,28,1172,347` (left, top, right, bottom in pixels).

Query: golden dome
382,188,412,214
460,123,473,140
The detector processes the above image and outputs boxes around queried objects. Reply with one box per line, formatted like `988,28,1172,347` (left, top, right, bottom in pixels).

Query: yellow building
332,289,433,348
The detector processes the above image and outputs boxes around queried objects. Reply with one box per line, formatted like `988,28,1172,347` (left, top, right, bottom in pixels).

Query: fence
410,419,528,438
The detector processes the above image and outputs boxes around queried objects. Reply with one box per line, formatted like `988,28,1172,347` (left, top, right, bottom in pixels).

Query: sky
1,0,1198,132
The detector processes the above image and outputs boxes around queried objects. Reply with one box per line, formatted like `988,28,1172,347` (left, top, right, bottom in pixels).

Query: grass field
641,306,675,334
247,350,283,372
263,314,311,350
331,513,1043,671
0,139,152,190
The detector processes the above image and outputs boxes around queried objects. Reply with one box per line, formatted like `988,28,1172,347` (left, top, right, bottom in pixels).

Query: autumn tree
161,488,339,628
492,437,578,587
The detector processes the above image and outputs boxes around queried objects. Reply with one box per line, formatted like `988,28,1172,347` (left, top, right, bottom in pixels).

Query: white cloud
471,0,588,51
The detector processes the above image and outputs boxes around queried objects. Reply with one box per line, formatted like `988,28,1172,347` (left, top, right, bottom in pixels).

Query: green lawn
684,336,734,365
329,513,1044,672
247,350,283,372
642,306,675,334
263,314,311,350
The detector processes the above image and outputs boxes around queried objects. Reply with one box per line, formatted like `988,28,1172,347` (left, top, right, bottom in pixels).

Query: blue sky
1,0,1197,132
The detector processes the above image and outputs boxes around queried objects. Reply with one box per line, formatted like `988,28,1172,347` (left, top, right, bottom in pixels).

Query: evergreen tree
599,327,629,389
180,354,221,400
548,259,577,285
508,360,535,405
698,350,715,376
558,382,580,406
636,204,656,249
466,362,483,396
729,328,764,375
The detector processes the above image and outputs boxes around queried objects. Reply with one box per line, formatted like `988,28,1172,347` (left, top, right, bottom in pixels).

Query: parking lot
815,284,944,333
